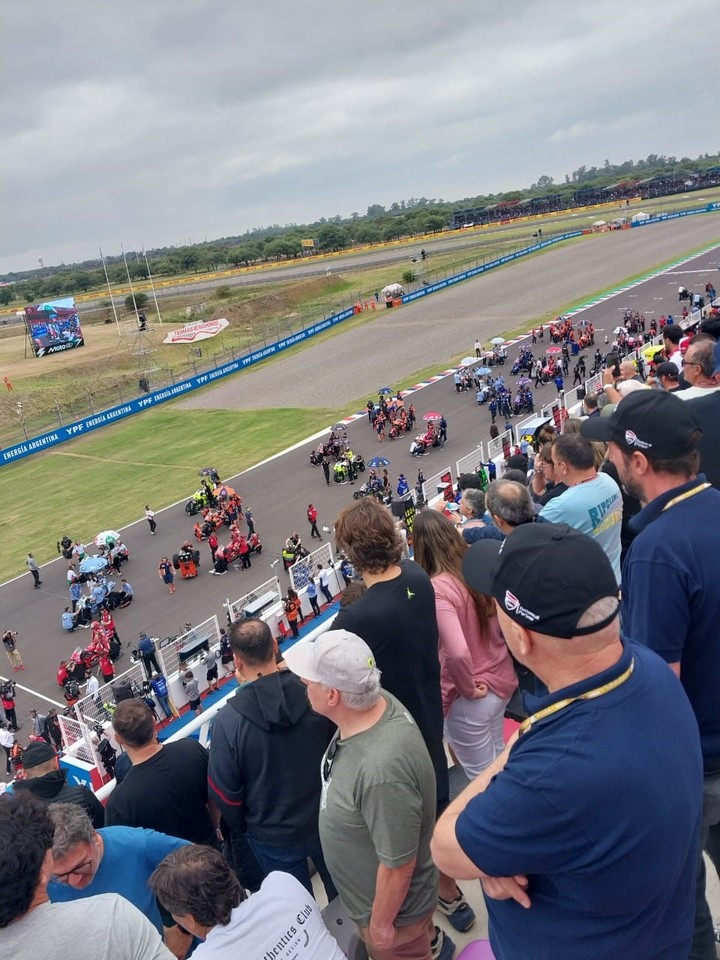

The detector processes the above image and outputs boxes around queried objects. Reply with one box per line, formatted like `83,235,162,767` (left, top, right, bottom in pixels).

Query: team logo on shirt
624,430,652,450
504,590,540,623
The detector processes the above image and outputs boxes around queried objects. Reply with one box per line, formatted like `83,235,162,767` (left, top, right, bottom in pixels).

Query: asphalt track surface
3,217,719,724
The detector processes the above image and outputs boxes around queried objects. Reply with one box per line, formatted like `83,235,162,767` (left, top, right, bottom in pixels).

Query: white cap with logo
283,629,380,694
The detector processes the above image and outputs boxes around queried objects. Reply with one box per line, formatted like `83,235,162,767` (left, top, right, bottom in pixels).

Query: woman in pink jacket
413,509,517,777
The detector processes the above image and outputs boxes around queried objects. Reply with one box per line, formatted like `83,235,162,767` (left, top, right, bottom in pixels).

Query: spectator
687,347,720,488
285,630,451,960
333,497,475,937
48,803,190,957
148,673,172,718
138,633,161,677
433,523,702,960
1,721,14,776
583,390,720,955
30,707,47,738
43,708,62,752
316,563,334,605
539,434,622,584
150,845,345,960
182,671,203,715
0,793,172,960
12,741,105,828
677,334,720,400
1,680,18,731
530,442,568,506
413,510,517,777
582,391,600,417
652,361,682,392
201,649,220,694
2,629,23,671
484,479,535,538
663,324,684,369
105,699,218,846
207,618,335,900
306,576,321,618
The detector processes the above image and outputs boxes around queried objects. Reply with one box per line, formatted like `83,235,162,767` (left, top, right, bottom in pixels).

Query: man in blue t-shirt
432,523,702,960
47,803,189,956
539,433,622,583
583,389,720,959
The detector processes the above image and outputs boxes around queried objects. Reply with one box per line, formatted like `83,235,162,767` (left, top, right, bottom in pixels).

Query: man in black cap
12,741,105,828
582,389,720,959
431,522,703,960
651,360,682,392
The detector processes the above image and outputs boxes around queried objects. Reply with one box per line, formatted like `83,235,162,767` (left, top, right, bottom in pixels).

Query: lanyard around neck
661,482,710,513
519,658,635,736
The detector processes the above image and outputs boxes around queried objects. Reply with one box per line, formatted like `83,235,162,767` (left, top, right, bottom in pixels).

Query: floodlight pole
143,247,163,325
99,247,120,333
121,244,140,325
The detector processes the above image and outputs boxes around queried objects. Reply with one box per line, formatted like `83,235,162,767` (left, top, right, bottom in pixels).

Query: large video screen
25,297,85,358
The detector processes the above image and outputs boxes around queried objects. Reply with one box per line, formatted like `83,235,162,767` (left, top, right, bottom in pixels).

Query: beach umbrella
95,530,120,548
367,456,390,468
378,386,393,395
198,467,218,477
460,357,476,367
475,366,492,376
545,346,562,355
331,422,347,432
80,556,108,574
423,411,442,421
517,377,531,386
213,484,237,499
490,337,505,345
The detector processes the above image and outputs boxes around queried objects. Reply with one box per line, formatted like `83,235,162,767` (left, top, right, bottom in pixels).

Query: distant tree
228,244,262,266
535,174,554,189
352,223,381,244
0,286,13,305
125,292,149,312
175,247,201,272
381,221,405,242
425,215,446,233
264,237,301,260
401,269,416,285
366,204,386,218
317,225,350,252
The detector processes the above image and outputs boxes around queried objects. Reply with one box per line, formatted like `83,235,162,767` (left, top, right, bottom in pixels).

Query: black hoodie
14,769,105,827
208,670,333,844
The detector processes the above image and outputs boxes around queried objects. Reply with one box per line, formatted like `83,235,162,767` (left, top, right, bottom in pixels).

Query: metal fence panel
74,662,147,729
226,577,282,624
455,444,485,477
157,616,221,678
289,542,334,592
421,465,454,504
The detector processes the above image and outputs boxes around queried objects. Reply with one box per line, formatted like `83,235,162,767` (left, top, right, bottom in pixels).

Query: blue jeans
155,693,172,718
248,833,337,902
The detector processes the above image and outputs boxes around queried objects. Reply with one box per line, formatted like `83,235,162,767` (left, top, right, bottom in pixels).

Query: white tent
631,211,651,223
381,283,404,297
592,220,607,227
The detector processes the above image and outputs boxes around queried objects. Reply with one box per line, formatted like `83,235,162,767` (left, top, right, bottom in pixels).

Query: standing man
432,522,702,960
285,630,446,960
583,391,720,958
207,618,335,899
539,434,623,584
244,506,255,535
144,506,157,535
307,503,322,540
12,741,105,828
316,563,334,605
137,633,161,678
2,628,23,672
105,699,217,846
43,708,63,752
333,498,475,937
321,456,331,486
1,680,19,731
475,338,481,358
26,552,42,588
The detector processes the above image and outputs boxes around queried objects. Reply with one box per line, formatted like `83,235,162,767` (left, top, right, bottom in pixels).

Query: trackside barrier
455,444,485,477
289,542,334,593
584,373,603,396
422,465,454,504
514,415,538,440
541,398,566,433
74,662,147,730
94,615,339,803
225,577,282,625
487,431,513,462
157,616,221,680
562,386,583,418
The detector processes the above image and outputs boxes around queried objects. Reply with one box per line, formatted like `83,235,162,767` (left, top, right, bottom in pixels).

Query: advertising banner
25,297,84,357
163,318,229,344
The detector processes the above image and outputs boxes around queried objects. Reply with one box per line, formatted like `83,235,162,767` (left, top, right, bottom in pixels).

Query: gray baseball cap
284,629,380,694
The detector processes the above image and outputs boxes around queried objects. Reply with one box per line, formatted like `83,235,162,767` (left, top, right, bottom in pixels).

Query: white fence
289,542,334,592
455,444,485,477
74,662,147,729
225,577,282,624
58,712,105,770
157,616,221,679
486,430,513,462
421,464,454,503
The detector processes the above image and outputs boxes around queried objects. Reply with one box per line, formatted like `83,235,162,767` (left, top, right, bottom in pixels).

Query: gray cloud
1,0,717,271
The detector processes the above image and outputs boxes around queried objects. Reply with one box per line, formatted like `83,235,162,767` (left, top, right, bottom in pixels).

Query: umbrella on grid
367,456,390,468
198,467,219,477
576,319,591,328
490,337,506,345
213,484,237,499
423,411,442,421
475,366,492,376
95,530,120,548
80,555,109,574
613,326,627,335
517,377,531,386
378,386,393,395
546,346,562,355
331,422,348,432
460,357,477,367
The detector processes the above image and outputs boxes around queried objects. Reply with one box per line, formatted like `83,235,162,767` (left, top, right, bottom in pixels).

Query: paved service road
2,222,719,722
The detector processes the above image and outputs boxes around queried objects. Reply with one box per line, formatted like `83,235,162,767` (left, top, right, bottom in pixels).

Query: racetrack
2,215,719,716
179,215,720,412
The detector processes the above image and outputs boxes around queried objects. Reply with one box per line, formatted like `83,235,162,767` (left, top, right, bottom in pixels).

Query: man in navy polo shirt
431,523,702,960
583,390,720,960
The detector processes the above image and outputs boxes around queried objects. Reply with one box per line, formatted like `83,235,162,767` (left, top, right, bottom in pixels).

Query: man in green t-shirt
285,629,453,960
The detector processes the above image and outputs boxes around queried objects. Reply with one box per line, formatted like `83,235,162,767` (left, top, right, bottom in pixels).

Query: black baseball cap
654,361,679,380
22,741,57,769
462,523,619,639
581,390,701,457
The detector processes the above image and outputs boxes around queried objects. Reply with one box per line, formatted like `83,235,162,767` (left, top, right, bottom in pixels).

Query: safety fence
74,662,146,730
157,616,221,679
225,576,282,625
289,542,334,593
455,444,485,478
421,465,454,504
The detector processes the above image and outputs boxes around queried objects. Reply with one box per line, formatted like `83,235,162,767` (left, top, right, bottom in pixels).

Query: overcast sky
2,0,718,273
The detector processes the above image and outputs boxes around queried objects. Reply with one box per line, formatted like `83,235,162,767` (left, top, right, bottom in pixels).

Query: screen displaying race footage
25,297,85,358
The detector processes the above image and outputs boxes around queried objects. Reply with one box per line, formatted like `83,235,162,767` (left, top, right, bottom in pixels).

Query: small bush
214,286,232,300
125,292,149,312
401,269,416,285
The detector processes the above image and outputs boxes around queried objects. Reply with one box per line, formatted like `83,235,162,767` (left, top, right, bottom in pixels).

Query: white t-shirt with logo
196,872,346,960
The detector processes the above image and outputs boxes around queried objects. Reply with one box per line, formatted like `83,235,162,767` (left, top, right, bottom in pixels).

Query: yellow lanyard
518,658,635,736
661,482,711,513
